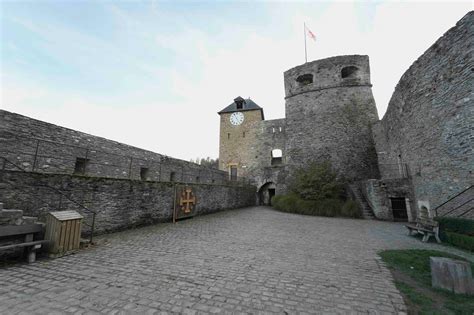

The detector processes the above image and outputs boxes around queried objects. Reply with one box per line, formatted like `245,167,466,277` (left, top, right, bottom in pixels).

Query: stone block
0,209,23,220
22,216,38,225
430,257,474,295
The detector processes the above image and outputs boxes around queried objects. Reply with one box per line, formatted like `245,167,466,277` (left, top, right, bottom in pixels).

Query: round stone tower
284,55,379,181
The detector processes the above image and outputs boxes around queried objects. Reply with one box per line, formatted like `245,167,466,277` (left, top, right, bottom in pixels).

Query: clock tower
218,96,264,180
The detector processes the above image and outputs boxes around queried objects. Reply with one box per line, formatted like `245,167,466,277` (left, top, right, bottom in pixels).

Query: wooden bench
405,218,441,243
0,224,50,263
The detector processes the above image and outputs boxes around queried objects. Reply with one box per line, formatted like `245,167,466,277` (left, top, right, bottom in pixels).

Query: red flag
307,27,316,41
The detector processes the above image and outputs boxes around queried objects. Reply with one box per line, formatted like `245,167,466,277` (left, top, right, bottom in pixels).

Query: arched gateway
258,182,276,206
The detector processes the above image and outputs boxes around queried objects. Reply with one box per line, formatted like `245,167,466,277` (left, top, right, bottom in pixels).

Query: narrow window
196,176,200,183
296,73,313,86
243,131,245,138
170,172,176,182
272,127,275,133
271,149,283,166
227,133,230,139
73,158,88,175
230,166,237,181
279,127,282,132
341,66,359,79
140,167,149,181
211,179,215,184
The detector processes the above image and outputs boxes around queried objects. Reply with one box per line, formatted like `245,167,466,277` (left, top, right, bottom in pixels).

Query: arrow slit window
230,166,237,181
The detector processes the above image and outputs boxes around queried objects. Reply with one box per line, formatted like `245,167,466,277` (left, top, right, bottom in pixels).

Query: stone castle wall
0,110,229,184
284,55,380,181
372,11,474,217
0,170,256,235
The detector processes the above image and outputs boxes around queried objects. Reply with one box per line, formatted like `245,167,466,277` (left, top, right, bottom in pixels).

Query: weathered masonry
0,110,233,184
218,11,473,220
0,170,255,235
368,11,474,221
0,110,256,234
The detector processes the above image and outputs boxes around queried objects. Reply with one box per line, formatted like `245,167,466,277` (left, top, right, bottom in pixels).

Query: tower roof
218,97,264,118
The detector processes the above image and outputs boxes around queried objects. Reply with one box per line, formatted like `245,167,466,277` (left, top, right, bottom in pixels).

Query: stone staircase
349,185,375,220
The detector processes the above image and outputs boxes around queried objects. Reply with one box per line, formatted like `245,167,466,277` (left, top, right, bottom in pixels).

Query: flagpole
304,22,307,63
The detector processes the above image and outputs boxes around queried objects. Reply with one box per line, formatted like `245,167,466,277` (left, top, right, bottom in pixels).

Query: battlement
283,55,372,98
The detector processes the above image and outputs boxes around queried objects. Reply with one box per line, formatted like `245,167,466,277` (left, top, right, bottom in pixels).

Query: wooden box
45,210,83,257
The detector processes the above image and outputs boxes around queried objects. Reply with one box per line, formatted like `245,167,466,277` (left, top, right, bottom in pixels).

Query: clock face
230,112,244,126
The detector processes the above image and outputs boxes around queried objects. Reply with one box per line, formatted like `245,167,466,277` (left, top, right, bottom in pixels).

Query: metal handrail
434,185,473,217
458,207,474,218
1,156,97,242
439,198,473,218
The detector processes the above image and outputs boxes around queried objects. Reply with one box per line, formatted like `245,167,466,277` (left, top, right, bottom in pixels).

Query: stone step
349,184,376,220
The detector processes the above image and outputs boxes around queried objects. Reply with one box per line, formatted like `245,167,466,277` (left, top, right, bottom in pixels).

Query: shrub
341,200,362,219
273,160,362,218
445,232,474,252
435,217,474,237
289,161,344,201
272,194,361,218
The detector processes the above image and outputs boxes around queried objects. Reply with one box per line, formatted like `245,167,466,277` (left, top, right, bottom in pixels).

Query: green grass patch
380,249,474,314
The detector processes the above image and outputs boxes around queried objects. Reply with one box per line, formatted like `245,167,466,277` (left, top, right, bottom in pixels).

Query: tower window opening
243,131,246,138
170,172,176,182
227,133,230,139
234,96,246,109
140,167,149,180
296,74,313,86
73,157,89,175
341,66,359,79
271,149,283,166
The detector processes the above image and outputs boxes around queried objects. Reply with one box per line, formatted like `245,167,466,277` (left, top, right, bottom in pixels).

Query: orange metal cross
179,188,196,214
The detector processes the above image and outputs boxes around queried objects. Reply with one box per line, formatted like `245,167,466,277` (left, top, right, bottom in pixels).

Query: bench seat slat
0,240,49,251
0,224,43,237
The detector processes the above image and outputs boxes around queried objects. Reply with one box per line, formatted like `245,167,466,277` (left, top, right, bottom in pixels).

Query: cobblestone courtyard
1,207,472,314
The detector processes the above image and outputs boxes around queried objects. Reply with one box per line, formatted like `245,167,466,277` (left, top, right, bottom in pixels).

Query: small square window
271,149,283,166
73,158,89,175
140,167,149,181
170,172,176,182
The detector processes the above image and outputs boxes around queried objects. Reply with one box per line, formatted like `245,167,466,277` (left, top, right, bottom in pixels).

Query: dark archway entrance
258,182,276,206
390,197,408,221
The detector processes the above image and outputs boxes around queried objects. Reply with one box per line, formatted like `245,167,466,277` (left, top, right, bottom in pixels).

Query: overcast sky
1,1,472,161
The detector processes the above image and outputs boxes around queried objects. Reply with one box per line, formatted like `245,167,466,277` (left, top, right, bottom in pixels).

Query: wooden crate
45,210,83,257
